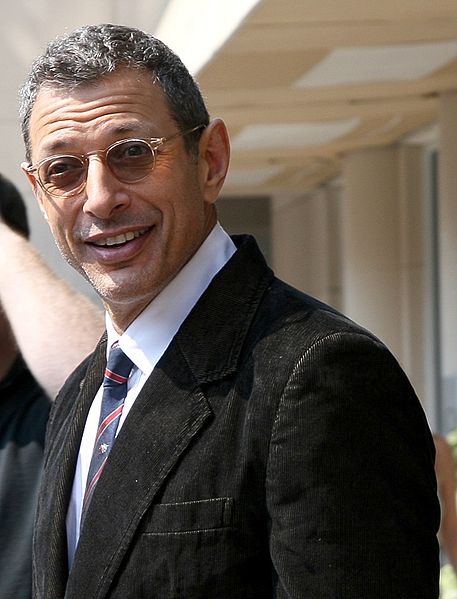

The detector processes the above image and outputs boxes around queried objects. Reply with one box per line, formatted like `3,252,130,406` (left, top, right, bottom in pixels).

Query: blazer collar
174,234,274,383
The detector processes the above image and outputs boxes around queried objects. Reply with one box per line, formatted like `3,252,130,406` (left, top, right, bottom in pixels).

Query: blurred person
435,434,457,570
0,173,103,599
21,24,439,598
434,434,457,599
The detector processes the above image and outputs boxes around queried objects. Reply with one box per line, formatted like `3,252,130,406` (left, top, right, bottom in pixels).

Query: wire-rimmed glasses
25,124,205,199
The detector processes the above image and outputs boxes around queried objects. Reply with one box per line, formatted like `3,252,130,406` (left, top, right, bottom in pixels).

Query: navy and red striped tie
81,343,134,526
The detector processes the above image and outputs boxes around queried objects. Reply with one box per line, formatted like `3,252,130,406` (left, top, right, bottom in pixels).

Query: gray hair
19,23,209,161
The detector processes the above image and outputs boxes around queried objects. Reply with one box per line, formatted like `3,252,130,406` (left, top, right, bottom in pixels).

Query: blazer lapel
174,234,274,381
66,341,212,598
35,342,106,599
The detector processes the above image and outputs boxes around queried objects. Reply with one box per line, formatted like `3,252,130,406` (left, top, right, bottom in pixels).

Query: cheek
33,188,49,221
45,205,77,248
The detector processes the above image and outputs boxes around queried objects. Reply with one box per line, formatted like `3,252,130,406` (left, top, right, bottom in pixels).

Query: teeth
93,229,147,247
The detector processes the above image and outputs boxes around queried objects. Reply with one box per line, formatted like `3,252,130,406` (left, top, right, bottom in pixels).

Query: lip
85,226,152,264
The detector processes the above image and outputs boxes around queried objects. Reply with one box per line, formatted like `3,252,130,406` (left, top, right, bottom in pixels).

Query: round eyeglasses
25,125,205,199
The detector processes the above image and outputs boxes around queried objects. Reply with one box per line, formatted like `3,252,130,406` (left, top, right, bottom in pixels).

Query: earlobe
199,118,230,205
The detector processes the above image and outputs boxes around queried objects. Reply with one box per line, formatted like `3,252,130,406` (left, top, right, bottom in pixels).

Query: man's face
24,69,227,330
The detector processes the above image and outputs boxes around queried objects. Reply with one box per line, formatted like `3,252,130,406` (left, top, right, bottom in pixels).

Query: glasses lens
107,140,155,182
39,156,86,197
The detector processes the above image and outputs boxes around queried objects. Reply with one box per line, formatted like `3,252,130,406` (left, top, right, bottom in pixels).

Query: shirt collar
105,223,236,376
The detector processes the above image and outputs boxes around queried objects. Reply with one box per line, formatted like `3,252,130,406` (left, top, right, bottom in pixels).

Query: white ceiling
195,0,457,194
295,40,457,87
2,0,457,200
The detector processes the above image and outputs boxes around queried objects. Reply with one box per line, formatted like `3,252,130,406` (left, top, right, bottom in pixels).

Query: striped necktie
81,343,134,526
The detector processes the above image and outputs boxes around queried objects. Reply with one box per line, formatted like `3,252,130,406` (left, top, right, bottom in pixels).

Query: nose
82,155,131,218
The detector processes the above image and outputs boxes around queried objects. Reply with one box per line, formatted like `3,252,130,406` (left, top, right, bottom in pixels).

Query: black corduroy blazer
33,235,439,598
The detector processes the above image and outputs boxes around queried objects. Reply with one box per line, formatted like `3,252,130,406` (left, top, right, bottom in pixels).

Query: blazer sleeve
266,330,439,598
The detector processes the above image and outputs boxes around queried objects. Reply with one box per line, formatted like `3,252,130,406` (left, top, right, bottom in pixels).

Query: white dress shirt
66,223,236,566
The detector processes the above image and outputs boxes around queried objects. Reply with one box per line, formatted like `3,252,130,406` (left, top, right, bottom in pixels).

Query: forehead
29,69,174,157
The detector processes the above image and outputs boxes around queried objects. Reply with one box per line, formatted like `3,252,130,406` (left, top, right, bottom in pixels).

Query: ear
198,118,230,205
21,162,47,218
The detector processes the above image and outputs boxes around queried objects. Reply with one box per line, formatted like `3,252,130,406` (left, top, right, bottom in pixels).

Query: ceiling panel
226,18,457,54
249,0,457,24
198,0,457,195
198,49,326,89
295,41,457,87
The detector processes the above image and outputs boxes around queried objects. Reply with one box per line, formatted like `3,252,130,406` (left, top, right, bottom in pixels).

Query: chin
90,273,155,307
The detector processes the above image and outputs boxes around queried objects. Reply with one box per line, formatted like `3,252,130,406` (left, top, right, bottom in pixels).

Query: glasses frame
25,124,205,199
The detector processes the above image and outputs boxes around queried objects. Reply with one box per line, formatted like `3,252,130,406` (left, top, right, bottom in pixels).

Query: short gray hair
20,23,209,161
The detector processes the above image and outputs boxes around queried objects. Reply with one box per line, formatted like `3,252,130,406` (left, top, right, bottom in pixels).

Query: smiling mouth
91,228,149,247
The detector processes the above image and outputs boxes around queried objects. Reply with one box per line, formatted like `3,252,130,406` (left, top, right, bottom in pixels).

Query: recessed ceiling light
295,40,457,88
231,119,360,151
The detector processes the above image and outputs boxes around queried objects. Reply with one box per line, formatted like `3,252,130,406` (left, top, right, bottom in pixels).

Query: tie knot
104,344,134,387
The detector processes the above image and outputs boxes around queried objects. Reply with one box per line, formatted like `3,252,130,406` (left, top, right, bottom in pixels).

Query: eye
42,156,82,179
110,140,153,163
39,156,85,190
107,141,155,182
125,142,149,157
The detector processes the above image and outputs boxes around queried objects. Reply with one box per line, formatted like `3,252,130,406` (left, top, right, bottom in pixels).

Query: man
0,174,103,598
20,24,439,598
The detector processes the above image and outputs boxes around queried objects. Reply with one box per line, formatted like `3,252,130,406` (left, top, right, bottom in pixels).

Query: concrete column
341,145,432,414
341,147,403,359
438,92,457,428
325,181,343,311
271,187,340,307
398,145,434,417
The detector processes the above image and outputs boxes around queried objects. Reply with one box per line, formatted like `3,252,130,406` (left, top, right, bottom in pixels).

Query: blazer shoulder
259,277,381,350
